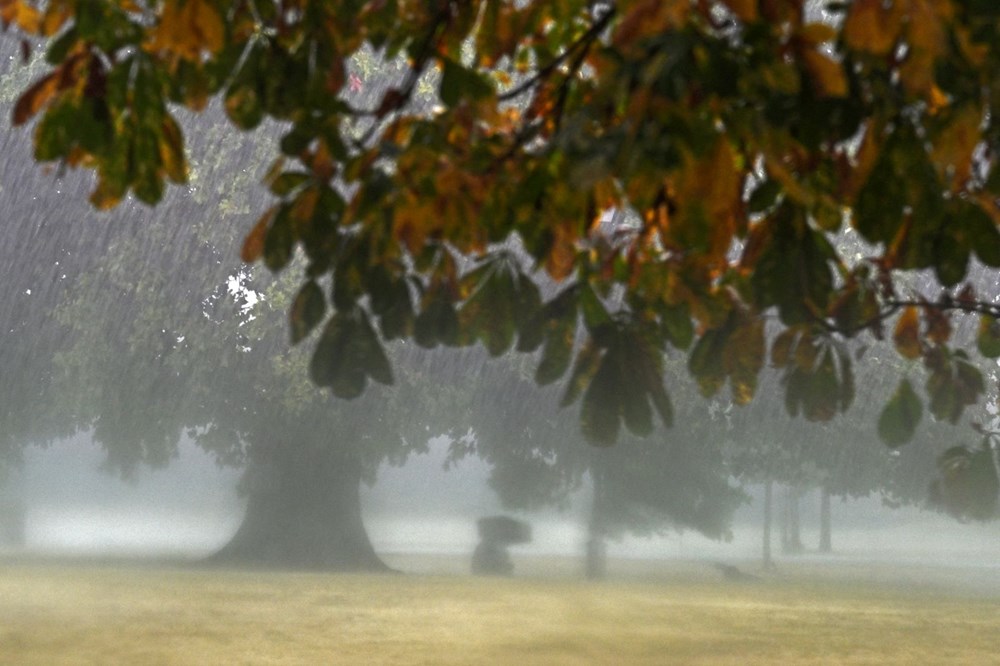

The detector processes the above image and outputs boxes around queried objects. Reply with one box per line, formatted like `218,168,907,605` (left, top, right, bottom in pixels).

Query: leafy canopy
6,0,1000,451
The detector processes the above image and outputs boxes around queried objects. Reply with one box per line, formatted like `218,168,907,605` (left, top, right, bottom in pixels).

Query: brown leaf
721,0,757,22
159,116,188,183
12,71,59,126
546,223,577,282
893,306,922,359
326,58,346,95
802,50,847,98
613,0,689,49
844,0,902,56
925,307,951,345
241,207,275,263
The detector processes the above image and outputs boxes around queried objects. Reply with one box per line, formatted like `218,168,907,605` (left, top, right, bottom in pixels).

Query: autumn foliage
5,0,1000,474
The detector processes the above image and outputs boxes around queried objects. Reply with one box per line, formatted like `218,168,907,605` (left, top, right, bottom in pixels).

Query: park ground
0,554,998,665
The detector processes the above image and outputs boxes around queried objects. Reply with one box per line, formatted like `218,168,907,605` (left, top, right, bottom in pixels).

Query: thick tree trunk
207,444,389,571
762,480,773,570
585,459,607,581
818,485,832,553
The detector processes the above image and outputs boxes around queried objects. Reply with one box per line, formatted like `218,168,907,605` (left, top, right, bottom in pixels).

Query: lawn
0,555,997,664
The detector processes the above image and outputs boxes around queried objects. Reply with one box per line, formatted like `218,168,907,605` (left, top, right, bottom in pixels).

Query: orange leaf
11,71,59,126
241,207,275,263
844,0,902,56
931,104,982,190
893,306,922,360
721,0,757,22
148,0,224,60
546,223,577,281
797,22,837,46
802,50,847,98
613,0,689,49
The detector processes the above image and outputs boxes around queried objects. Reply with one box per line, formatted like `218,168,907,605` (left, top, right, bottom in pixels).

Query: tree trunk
585,457,607,581
818,485,832,553
781,485,804,554
762,480,773,570
207,443,389,571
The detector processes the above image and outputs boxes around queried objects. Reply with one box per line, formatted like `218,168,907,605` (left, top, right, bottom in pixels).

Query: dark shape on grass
712,562,761,583
471,516,531,576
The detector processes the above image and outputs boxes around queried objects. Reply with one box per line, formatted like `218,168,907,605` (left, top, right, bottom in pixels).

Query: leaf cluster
10,0,1000,458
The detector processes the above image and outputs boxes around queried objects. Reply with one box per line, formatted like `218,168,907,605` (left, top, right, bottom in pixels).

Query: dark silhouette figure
712,562,761,582
471,516,531,576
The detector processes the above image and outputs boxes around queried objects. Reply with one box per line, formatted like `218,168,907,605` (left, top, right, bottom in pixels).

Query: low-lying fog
4,434,999,586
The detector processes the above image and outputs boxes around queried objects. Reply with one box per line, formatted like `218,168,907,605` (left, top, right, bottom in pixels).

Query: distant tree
727,346,975,566
462,353,744,579
7,2,1000,509
0,97,483,568
49,195,483,569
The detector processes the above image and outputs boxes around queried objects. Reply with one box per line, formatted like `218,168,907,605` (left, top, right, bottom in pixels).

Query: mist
8,433,999,590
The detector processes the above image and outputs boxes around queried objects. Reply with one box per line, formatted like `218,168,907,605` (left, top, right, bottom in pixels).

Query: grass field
1,555,997,664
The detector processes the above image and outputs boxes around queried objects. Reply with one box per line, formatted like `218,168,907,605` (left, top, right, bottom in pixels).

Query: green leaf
225,84,263,130
358,312,393,386
977,315,1000,358
878,379,922,448
931,445,999,521
580,355,622,446
964,204,1000,267
579,285,611,332
263,206,295,271
309,313,352,388
688,328,726,397
748,179,781,213
440,58,494,108
560,340,601,407
290,280,326,344
414,295,459,348
535,318,574,385
517,287,577,353
659,303,693,349
270,172,311,197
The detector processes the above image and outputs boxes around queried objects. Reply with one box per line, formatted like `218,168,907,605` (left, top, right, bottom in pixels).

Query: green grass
0,555,997,664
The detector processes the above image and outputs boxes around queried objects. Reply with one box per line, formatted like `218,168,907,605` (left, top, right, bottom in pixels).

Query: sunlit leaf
892,307,921,360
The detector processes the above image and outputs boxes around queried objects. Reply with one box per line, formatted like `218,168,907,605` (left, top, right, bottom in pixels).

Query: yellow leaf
931,104,983,190
893,306,922,360
89,177,124,211
192,0,225,54
844,0,902,56
899,0,948,97
928,85,950,114
797,22,837,46
40,2,70,36
159,116,188,183
15,0,40,32
148,0,224,60
802,50,847,98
